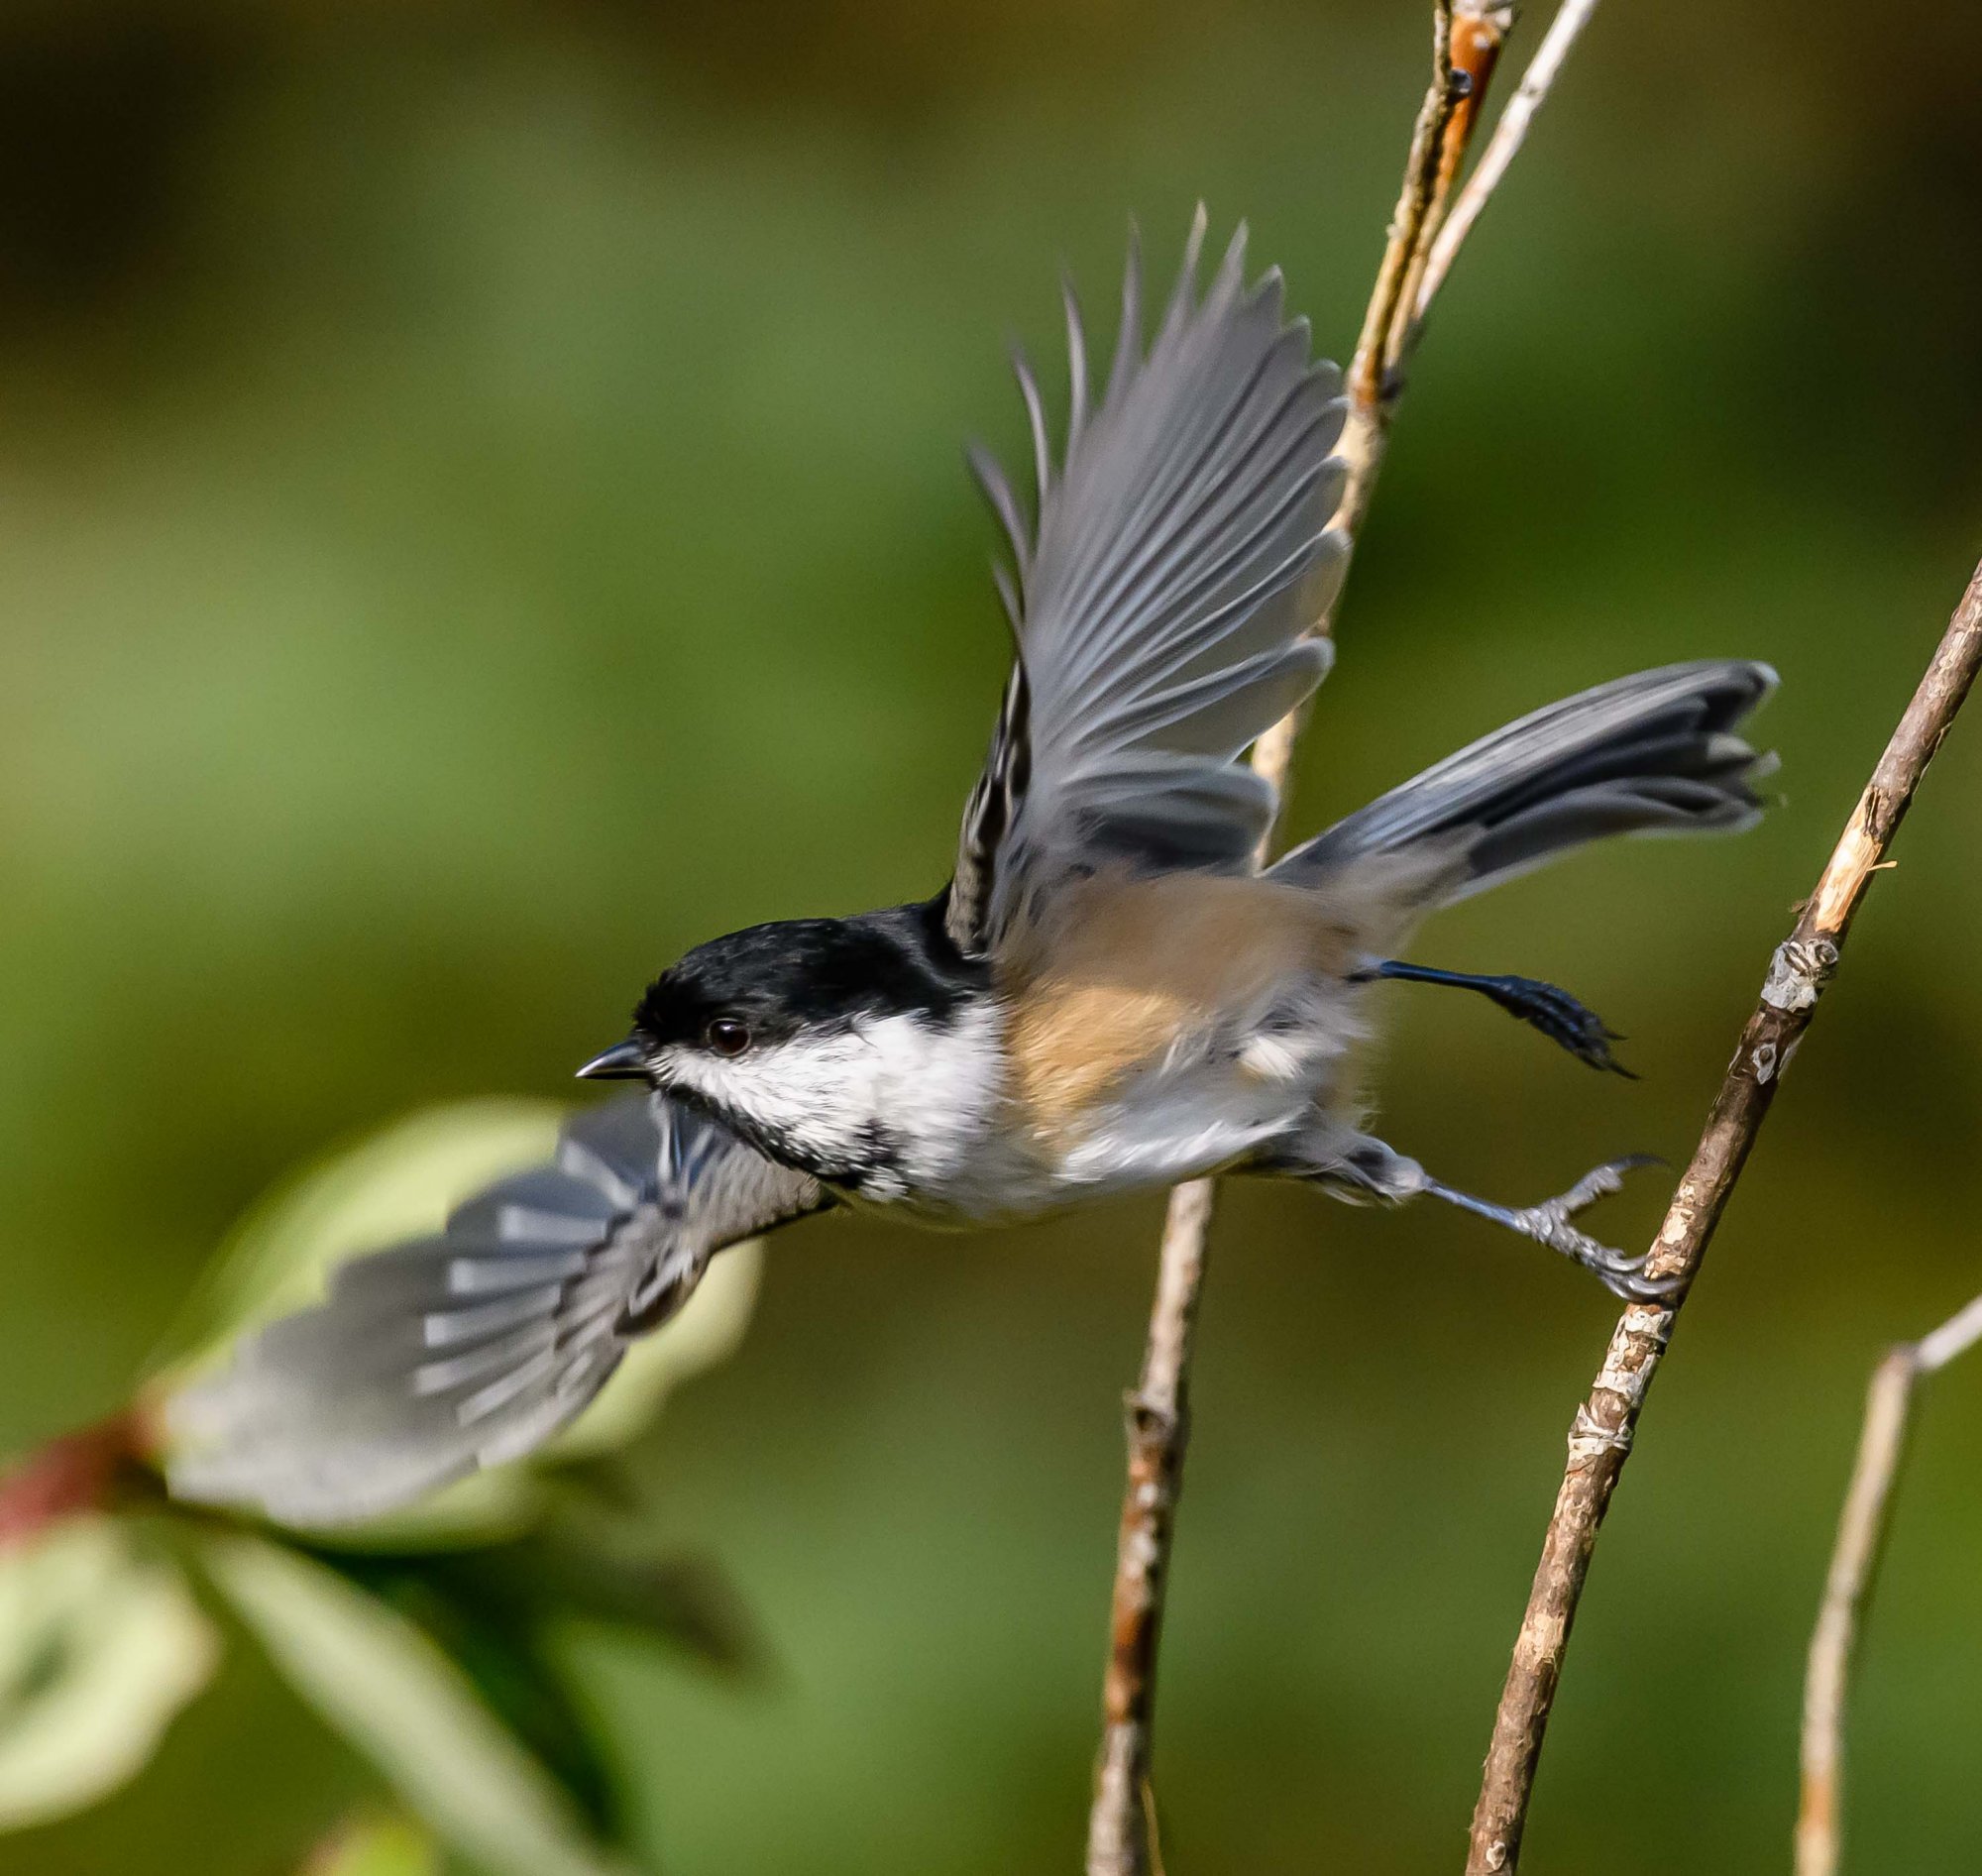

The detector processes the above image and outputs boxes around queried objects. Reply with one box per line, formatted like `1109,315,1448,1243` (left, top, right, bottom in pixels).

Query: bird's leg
1420,1155,1674,1300
1288,1132,1672,1301
1356,958,1633,1076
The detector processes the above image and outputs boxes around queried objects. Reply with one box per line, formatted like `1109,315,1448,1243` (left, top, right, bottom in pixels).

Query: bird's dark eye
706,1017,751,1058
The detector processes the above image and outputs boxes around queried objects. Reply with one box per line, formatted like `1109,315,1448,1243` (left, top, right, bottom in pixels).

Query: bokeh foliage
0,1,1979,1871
0,1099,763,1874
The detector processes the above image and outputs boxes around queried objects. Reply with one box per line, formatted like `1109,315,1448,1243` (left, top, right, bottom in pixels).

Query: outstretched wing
946,211,1350,957
166,1095,826,1526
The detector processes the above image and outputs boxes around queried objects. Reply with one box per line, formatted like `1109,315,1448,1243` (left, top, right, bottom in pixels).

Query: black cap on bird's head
575,905,980,1086
576,926,815,1084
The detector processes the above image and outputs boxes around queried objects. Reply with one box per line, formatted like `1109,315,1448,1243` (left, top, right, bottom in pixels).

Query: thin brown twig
1083,6,1570,1871
1415,0,1604,319
1395,1,1525,361
1797,1290,1982,1876
1345,0,1461,416
1466,556,1982,1875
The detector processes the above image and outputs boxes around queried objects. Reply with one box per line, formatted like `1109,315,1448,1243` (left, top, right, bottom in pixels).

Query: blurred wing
946,211,1350,956
167,1095,826,1526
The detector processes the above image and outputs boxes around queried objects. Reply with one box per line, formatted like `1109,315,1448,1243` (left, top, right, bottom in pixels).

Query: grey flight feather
949,210,1350,956
166,1094,826,1526
1271,659,1780,908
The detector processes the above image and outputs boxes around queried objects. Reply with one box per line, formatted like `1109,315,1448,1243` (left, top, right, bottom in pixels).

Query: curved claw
1563,1229,1685,1303
1482,974,1636,1077
1512,1154,1674,1299
1608,1266,1687,1304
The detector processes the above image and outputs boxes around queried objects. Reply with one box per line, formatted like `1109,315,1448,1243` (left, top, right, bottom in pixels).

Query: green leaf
301,1811,442,1876
198,1533,635,1876
299,1516,767,1830
313,1549,625,1838
511,1528,769,1680
0,1516,218,1829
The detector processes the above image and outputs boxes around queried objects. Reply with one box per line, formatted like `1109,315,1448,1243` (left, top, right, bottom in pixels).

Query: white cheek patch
656,1008,1007,1192
659,1036,871,1166
723,1033,876,1163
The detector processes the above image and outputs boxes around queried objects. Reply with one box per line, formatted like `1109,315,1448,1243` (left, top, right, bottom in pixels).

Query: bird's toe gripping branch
1427,1154,1676,1301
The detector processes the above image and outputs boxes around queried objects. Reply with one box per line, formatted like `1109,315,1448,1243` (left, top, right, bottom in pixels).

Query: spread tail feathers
1270,660,1777,910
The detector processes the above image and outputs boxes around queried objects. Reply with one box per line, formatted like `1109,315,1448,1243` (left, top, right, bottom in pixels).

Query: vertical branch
1467,558,1982,1876
1393,3,1521,363
1797,1293,1982,1876
1414,0,1605,318
1089,1178,1217,1876
1345,0,1460,417
1084,6,1575,1872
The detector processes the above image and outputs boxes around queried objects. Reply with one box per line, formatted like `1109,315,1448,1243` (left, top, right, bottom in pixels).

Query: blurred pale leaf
307,1471,552,1556
301,1811,442,1876
0,1516,218,1830
200,1533,633,1876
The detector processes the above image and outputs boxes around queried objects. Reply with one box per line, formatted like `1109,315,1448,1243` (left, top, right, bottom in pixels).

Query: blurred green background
2,0,1980,1869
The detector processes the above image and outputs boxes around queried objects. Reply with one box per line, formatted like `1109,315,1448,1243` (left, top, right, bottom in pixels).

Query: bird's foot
1476,975,1634,1077
1365,959,1633,1075
1503,1155,1674,1300
1426,1154,1676,1301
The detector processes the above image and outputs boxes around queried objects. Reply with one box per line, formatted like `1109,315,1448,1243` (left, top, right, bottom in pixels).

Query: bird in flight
171,214,1776,1524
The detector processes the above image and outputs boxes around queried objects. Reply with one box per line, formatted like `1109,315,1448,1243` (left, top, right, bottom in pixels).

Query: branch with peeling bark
1465,557,1982,1876
1797,1290,1982,1876
1083,5,1594,1871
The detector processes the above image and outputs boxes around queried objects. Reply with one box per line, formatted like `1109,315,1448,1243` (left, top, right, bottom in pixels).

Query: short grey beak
576,1039,649,1082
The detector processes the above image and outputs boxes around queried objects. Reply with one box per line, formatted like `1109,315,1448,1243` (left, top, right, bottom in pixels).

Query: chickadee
170,213,1776,1525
